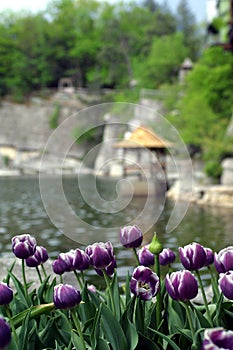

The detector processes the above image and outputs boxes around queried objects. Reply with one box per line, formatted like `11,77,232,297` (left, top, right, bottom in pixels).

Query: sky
0,0,215,23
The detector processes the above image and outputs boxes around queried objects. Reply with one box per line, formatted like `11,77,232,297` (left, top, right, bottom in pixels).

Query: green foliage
167,46,233,180
2,155,10,167
49,104,60,129
0,0,202,97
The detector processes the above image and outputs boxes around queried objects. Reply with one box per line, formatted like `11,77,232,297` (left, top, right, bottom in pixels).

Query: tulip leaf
121,310,138,350
90,304,101,348
111,271,121,321
71,330,85,349
148,327,181,350
100,303,128,350
95,338,111,350
8,270,30,308
18,307,33,350
12,303,55,328
136,332,160,350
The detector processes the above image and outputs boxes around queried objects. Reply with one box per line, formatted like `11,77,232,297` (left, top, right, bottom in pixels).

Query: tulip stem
74,271,83,289
41,264,47,278
133,248,140,265
22,259,30,305
71,309,86,350
5,305,18,345
195,270,213,326
103,270,116,316
36,266,43,284
208,266,220,299
154,254,162,329
182,302,195,340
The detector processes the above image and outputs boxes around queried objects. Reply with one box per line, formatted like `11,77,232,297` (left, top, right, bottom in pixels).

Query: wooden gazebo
114,125,172,178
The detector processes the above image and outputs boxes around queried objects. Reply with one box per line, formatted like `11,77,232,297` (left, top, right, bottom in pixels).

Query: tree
176,0,203,60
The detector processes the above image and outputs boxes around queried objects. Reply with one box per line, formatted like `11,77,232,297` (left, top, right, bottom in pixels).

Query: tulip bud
26,246,48,267
159,248,176,266
120,225,143,248
12,234,37,259
137,245,155,267
0,283,13,305
219,271,233,300
179,242,206,270
149,233,163,255
53,284,81,309
0,318,11,349
214,246,233,273
202,328,233,350
52,258,67,275
165,270,198,302
130,266,160,301
73,249,90,271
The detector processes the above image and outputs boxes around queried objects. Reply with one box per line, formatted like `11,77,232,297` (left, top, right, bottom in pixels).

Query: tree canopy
0,0,202,99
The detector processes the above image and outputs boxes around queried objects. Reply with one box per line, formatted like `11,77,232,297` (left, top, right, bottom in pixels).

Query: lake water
0,176,232,282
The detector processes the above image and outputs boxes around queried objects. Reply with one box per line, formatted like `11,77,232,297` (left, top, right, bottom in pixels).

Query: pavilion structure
114,125,172,179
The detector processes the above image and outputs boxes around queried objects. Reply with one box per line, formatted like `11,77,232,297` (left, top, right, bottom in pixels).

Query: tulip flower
0,283,13,305
159,248,176,266
86,241,115,270
138,245,155,267
179,242,206,270
26,246,48,267
52,257,68,275
120,225,143,248
214,246,233,274
0,318,11,349
12,234,37,259
202,328,233,350
87,284,97,293
219,271,233,300
204,247,214,266
130,266,160,301
165,270,198,301
53,284,81,309
72,249,90,271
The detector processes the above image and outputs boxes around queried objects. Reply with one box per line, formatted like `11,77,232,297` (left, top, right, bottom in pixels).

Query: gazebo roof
114,125,172,149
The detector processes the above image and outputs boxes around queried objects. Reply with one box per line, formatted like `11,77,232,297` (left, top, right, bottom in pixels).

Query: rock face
221,158,233,185
0,97,89,174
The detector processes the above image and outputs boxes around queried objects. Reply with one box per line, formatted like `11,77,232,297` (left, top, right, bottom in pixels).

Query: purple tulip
165,270,198,301
53,284,81,309
219,271,233,300
138,245,155,267
12,234,37,259
202,328,233,350
0,283,13,305
214,246,233,274
0,318,11,349
95,257,117,277
179,242,206,270
120,225,143,248
86,241,115,270
52,257,69,275
26,246,48,267
72,249,90,271
130,266,160,301
204,247,214,266
159,248,176,266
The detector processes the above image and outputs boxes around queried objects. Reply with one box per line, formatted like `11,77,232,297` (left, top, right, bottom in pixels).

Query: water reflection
0,176,232,276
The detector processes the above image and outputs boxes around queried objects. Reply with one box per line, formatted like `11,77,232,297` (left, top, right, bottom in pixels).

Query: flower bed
0,228,233,349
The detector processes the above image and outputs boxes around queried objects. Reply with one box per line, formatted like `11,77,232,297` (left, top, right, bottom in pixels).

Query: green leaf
12,303,55,328
90,305,101,349
8,270,30,308
71,330,85,349
121,310,138,350
18,307,33,350
148,327,181,350
135,297,145,334
95,338,110,350
100,303,128,350
136,332,160,350
111,271,121,321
